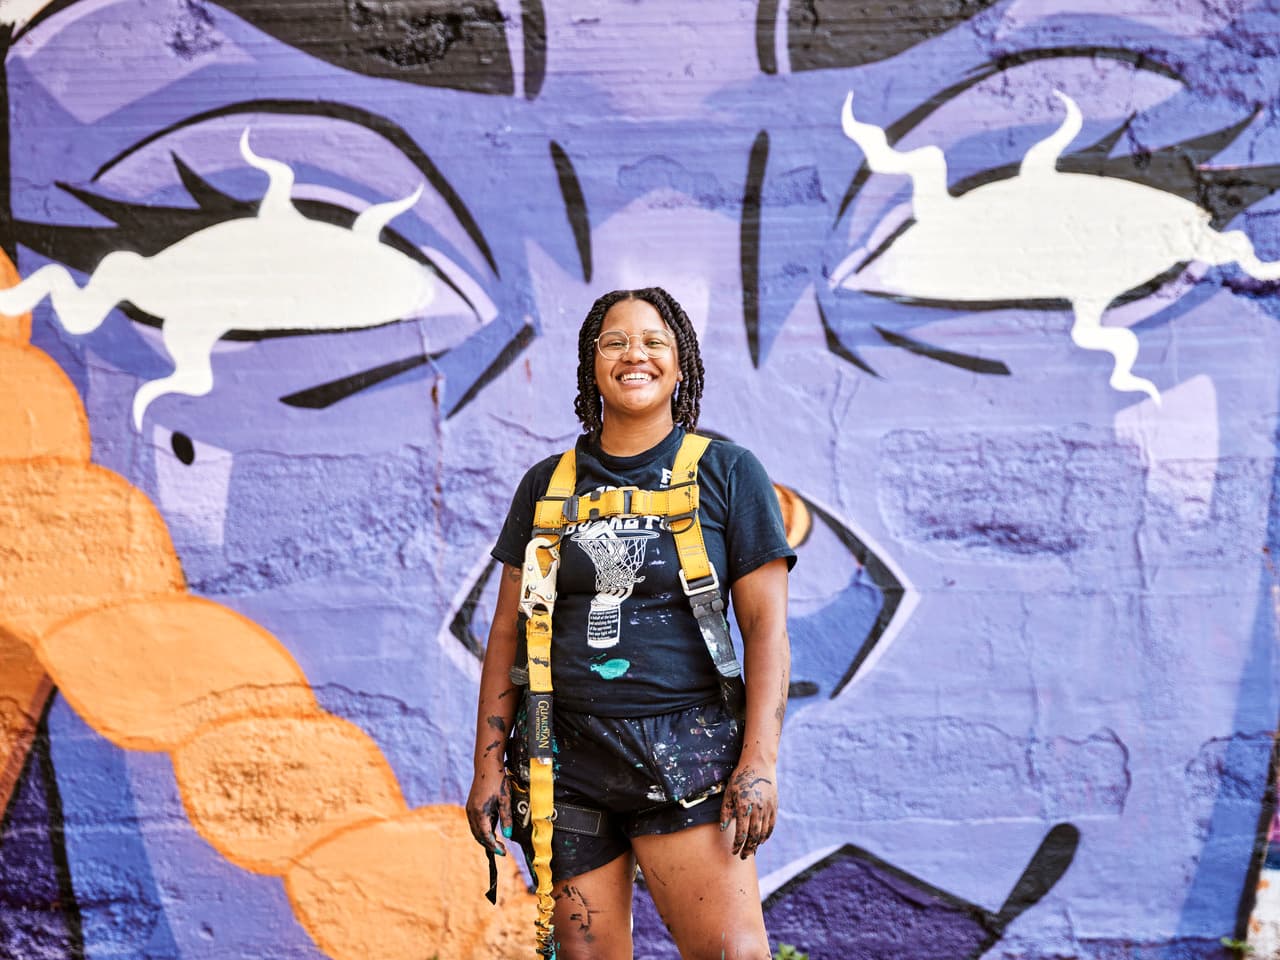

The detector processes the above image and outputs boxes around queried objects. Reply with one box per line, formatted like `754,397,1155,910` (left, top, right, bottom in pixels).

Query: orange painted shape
285,805,535,960
0,342,91,462
0,626,52,813
773,483,812,549
172,712,407,875
0,251,32,343
0,460,184,645
40,596,319,752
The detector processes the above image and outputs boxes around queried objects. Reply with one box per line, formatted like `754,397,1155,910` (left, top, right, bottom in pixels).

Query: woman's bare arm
465,562,524,854
720,557,790,859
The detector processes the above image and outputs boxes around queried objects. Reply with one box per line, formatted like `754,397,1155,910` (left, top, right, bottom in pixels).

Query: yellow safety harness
514,432,744,956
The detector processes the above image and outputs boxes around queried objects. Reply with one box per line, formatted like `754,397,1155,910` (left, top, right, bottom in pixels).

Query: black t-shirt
492,427,796,717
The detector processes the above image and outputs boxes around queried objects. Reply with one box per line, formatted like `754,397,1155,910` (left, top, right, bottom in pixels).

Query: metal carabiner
519,535,561,618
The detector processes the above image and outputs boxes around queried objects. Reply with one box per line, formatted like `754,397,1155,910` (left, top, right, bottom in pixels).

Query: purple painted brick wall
3,1,1280,957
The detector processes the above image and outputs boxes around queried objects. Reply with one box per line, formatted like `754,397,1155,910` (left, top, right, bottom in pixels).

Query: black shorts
506,698,742,883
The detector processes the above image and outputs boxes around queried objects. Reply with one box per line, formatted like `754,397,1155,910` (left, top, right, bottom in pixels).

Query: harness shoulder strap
668,433,713,586
669,435,745,712
533,448,577,530
523,447,575,957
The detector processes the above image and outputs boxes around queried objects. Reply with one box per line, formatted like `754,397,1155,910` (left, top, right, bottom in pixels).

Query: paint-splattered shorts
505,698,742,883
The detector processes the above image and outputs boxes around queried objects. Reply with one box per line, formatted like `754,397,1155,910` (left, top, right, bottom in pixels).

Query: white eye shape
0,132,494,428
831,89,1280,404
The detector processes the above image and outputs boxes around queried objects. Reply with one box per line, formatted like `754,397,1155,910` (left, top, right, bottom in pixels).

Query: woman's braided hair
573,286,705,437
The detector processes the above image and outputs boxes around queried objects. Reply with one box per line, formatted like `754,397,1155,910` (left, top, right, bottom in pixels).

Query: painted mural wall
1,0,1279,957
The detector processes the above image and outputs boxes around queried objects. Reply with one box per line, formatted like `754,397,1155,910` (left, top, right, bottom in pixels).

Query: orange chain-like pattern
0,252,533,959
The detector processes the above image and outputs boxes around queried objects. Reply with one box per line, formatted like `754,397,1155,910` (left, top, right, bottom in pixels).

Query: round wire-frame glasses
595,329,674,360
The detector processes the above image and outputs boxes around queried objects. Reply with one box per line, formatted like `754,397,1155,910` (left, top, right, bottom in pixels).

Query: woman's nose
622,336,648,360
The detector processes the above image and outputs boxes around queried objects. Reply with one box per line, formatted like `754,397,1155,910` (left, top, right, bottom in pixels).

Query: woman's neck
597,411,676,457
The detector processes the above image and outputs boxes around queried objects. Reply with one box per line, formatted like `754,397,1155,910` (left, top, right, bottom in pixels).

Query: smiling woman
468,287,795,959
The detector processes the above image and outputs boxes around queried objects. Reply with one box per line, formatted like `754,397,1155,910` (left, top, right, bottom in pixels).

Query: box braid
574,286,705,436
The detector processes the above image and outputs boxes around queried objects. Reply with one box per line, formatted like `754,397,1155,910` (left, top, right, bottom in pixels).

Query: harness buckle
679,566,721,598
519,536,560,618
662,509,698,533
570,486,641,521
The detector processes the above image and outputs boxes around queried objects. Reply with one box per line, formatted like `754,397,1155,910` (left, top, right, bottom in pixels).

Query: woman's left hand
720,757,778,860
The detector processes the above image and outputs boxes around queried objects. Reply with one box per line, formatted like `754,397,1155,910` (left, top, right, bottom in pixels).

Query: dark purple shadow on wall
633,823,1078,959
0,713,82,960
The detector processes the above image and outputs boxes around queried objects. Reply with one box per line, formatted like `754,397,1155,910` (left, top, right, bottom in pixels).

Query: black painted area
1234,698,1280,938
216,0,514,94
850,218,914,279
787,0,1001,73
520,0,547,99
279,352,436,408
755,0,779,74
170,431,196,465
835,47,1184,224
874,325,1010,376
741,131,769,368
86,98,498,275
0,710,83,960
947,107,1279,232
816,298,879,377
449,557,499,658
550,142,592,283
799,496,899,698
446,319,535,417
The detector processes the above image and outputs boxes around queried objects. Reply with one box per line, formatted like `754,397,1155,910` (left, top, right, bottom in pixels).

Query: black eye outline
45,152,531,415
13,103,539,417
819,46,1280,375
52,151,483,342
11,0,548,100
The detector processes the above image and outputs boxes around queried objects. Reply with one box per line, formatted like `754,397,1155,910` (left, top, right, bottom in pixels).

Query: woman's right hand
466,761,513,856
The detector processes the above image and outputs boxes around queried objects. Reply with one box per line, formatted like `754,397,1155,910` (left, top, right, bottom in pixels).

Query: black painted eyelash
823,50,1280,375
840,109,1280,316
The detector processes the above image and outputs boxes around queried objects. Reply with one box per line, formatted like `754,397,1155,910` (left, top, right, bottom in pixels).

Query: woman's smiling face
593,298,681,426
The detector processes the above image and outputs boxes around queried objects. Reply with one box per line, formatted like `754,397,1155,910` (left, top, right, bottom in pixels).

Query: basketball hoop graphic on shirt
572,524,660,648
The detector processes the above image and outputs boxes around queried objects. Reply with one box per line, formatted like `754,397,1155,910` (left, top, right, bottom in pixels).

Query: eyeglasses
595,329,674,360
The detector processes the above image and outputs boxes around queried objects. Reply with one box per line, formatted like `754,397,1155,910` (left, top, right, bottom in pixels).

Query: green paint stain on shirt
590,658,631,680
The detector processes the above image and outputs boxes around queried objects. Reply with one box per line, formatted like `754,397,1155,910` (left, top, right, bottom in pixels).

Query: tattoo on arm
731,769,773,807
506,565,522,583
487,714,508,733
